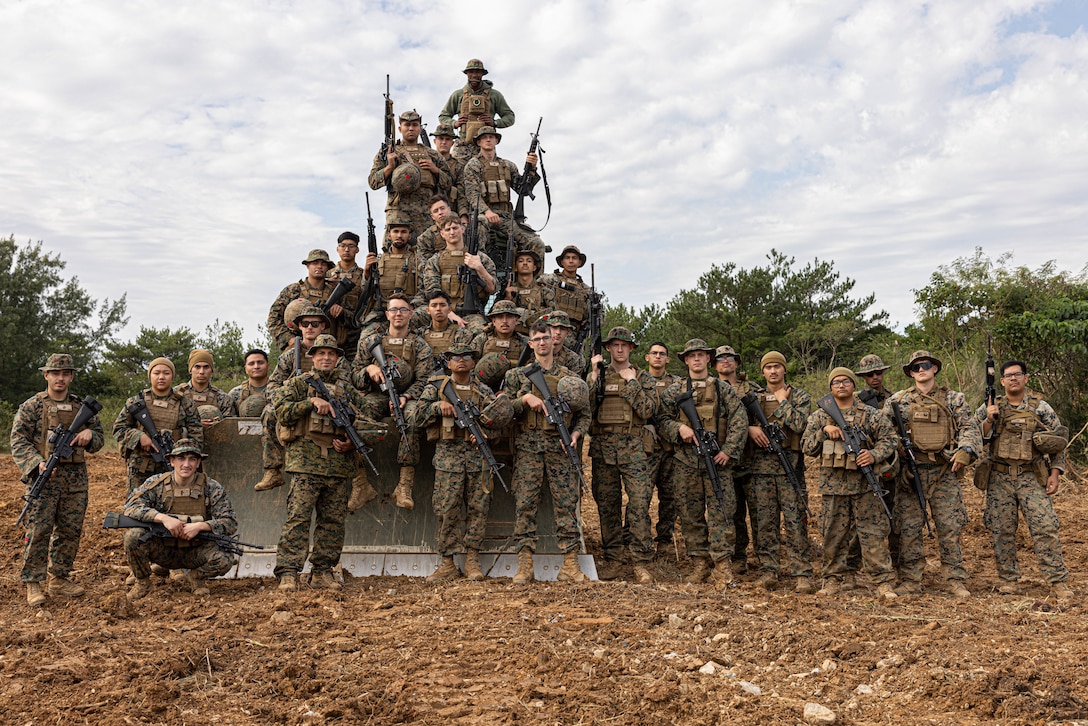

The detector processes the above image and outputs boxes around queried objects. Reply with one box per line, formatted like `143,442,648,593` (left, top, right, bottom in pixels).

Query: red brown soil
2,452,1086,725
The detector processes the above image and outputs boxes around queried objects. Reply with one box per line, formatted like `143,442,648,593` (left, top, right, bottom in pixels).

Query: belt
991,461,1033,477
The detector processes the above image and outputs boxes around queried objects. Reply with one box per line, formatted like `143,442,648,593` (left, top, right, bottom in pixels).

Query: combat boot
876,583,898,601
253,468,284,492
1052,582,1074,601
633,564,654,584
708,560,733,587
347,470,378,512
684,557,711,584
150,564,170,577
512,548,534,584
841,573,857,591
794,576,816,594
278,573,297,592
47,576,85,597
896,580,923,596
757,571,778,591
464,550,485,581
186,570,210,596
26,582,47,607
310,571,342,591
997,581,1022,595
557,552,587,583
949,581,971,599
427,556,462,583
817,577,841,596
394,467,415,510
127,578,153,601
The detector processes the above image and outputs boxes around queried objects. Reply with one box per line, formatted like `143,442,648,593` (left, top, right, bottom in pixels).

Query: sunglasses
447,353,474,362
298,320,324,328
909,361,935,373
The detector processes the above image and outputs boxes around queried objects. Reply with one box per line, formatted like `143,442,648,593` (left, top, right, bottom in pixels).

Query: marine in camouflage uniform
327,231,367,360
229,349,271,418
503,321,592,583
540,309,586,378
369,110,452,241
587,328,661,582
267,249,350,353
272,335,385,592
540,246,592,350
853,353,898,568
659,339,749,586
438,58,516,158
802,367,899,599
976,359,1073,600
744,351,814,593
174,349,236,421
883,351,981,597
432,123,471,218
714,344,757,571
418,290,467,372
122,438,237,600
643,342,680,551
503,250,555,334
361,213,425,324
10,353,105,606
416,194,490,262
461,126,546,267
420,215,498,334
470,300,528,391
114,356,202,493
411,342,505,582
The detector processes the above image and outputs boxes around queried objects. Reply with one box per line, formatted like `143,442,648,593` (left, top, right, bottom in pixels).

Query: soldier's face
44,369,74,395
908,361,937,385
646,346,669,370
190,362,213,387
830,377,855,403
549,325,569,344
448,353,474,373
298,317,326,343
306,260,329,279
150,364,174,394
429,201,450,223
493,313,518,335
529,332,553,357
440,221,465,245
516,255,536,274
389,226,411,248
435,136,454,154
685,351,710,376
400,120,421,143
715,356,737,376
860,370,884,389
1001,367,1027,395
428,297,451,323
606,340,634,364
312,348,339,371
466,70,484,87
245,354,269,381
168,453,201,481
561,253,581,273
476,135,498,152
337,239,358,265
762,363,784,385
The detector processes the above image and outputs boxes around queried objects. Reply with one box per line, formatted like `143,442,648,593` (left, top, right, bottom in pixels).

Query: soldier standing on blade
229,349,271,418
884,351,981,598
587,327,661,583
10,353,105,606
273,335,384,592
540,309,586,377
439,58,516,160
114,357,202,493
327,231,367,360
644,342,680,555
977,359,1075,602
267,249,348,353
745,351,815,593
471,300,527,391
659,340,749,587
802,367,899,600
420,215,498,335
504,250,555,333
175,349,236,423
541,246,591,349
714,345,756,574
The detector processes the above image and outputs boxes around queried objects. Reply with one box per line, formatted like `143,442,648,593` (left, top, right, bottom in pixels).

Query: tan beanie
761,351,787,370
148,357,176,380
827,366,857,388
188,349,214,371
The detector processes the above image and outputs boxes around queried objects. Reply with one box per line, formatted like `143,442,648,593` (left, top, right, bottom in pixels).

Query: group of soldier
9,58,1076,607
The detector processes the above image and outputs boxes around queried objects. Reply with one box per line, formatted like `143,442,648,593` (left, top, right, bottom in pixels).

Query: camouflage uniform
272,366,383,578
228,380,270,418
412,374,499,556
175,381,236,418
438,75,516,144
267,276,348,353
646,371,681,547
368,140,452,239
418,221,490,262
659,376,749,565
419,248,498,330
589,360,661,564
746,385,814,578
11,388,105,583
503,362,590,554
540,270,591,346
721,376,757,567
471,319,528,391
802,398,899,586
122,470,237,580
884,384,981,586
461,150,546,265
975,395,1070,585
113,389,202,492
508,273,557,334
327,261,368,360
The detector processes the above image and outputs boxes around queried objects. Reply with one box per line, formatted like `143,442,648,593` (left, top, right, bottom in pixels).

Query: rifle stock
458,195,484,316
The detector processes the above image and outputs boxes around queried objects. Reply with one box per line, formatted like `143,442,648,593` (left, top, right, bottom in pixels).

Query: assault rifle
381,75,395,194
574,269,603,354
985,333,998,424
355,193,383,326
889,400,934,538
127,397,175,468
16,396,103,526
524,363,587,492
741,391,811,521
320,276,355,317
293,336,303,377
103,512,265,558
441,378,508,492
589,265,606,405
458,195,485,316
496,118,545,296
366,338,411,451
416,109,431,148
675,390,728,517
816,394,892,520
304,375,380,476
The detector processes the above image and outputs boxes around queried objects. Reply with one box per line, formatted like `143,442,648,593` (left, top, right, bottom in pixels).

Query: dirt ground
2,452,1087,725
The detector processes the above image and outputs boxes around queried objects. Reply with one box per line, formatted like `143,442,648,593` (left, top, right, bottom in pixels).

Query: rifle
816,394,892,520
524,363,587,492
366,338,411,451
381,75,395,194
889,400,934,538
355,193,383,326
675,389,728,517
574,268,603,354
458,195,485,316
416,109,431,148
496,118,545,296
441,378,508,492
304,375,380,476
293,336,303,377
740,391,811,521
127,397,175,468
320,276,355,317
985,333,998,424
103,512,265,558
16,396,103,526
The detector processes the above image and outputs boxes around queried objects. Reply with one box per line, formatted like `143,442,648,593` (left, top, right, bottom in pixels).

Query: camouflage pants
590,433,655,563
894,465,968,583
847,479,897,570
511,432,582,554
821,492,894,584
362,394,420,466
433,468,492,556
732,471,755,562
983,470,1069,584
124,530,234,580
385,192,440,244
275,472,350,576
672,459,736,563
750,471,813,577
647,448,677,546
20,465,88,583
260,403,285,471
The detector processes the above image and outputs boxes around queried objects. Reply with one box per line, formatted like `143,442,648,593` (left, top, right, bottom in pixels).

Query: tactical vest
36,392,86,464
758,392,802,450
515,283,547,334
180,385,215,407
459,84,492,142
147,471,208,548
397,143,437,190
298,280,329,307
678,379,727,442
651,376,675,453
480,159,512,211
382,332,419,394
594,370,646,434
330,265,365,313
428,377,487,441
905,389,955,455
521,372,572,433
378,249,418,298
994,395,1043,463
134,392,185,473
821,407,867,470
284,376,346,457
437,250,468,306
553,278,589,324
236,384,269,417
423,326,457,358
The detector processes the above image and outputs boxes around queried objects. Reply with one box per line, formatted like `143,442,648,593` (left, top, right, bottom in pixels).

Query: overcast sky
3,0,1086,348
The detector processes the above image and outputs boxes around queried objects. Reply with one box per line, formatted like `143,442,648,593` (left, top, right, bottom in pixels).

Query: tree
0,237,127,405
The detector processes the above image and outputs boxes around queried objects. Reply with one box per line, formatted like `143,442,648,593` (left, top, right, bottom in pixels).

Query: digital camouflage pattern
368,142,452,239
113,391,202,492
175,381,236,418
267,278,348,353
647,371,681,547
229,381,270,418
